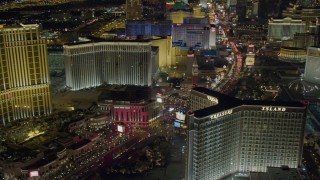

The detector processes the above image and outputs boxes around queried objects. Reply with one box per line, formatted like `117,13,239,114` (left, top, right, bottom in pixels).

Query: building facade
267,17,306,41
112,101,159,128
250,166,303,179
282,5,320,31
278,47,306,63
0,24,51,125
151,37,173,67
172,18,216,49
236,0,247,22
290,32,317,49
126,20,172,37
97,87,159,128
64,41,159,90
305,47,320,85
186,87,306,180
48,50,64,71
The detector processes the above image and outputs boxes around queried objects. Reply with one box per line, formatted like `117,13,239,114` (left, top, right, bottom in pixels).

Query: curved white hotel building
0,24,51,125
64,41,159,90
186,87,306,180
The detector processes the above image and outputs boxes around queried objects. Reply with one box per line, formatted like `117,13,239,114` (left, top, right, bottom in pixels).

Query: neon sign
207,96,219,104
261,106,286,112
210,109,233,120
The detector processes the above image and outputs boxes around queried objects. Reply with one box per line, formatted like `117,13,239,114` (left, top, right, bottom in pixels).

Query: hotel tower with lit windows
186,87,306,180
64,41,159,90
0,24,51,125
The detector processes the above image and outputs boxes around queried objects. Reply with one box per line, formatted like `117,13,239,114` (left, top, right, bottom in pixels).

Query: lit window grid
305,47,320,84
0,25,51,125
64,42,158,90
1,34,49,89
191,112,241,180
0,86,51,125
187,93,305,180
190,94,217,111
172,25,211,49
48,52,64,71
112,101,159,127
186,32,205,48
282,9,320,31
239,111,303,172
267,23,305,41
278,48,307,63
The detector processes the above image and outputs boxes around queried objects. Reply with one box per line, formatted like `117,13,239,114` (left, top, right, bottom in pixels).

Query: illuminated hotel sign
210,109,233,120
207,96,219,104
261,106,286,112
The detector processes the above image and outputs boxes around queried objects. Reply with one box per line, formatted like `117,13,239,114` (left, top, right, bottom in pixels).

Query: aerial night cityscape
0,0,320,179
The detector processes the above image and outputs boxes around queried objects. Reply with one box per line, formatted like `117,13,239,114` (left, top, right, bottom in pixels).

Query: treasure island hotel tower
186,87,306,180
0,24,51,126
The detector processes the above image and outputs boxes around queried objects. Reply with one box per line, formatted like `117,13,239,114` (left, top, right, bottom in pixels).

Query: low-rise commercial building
98,86,160,128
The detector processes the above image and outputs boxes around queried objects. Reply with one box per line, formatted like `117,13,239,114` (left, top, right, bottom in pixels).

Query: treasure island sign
261,106,286,112
207,95,219,104
210,109,233,120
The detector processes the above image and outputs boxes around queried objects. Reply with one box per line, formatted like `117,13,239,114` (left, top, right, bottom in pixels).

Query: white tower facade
305,47,320,85
64,42,159,90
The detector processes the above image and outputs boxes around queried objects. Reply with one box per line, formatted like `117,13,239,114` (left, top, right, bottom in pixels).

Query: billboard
181,124,187,129
117,125,125,133
248,44,255,53
174,121,181,128
29,170,39,177
245,54,255,66
156,93,163,103
176,112,186,123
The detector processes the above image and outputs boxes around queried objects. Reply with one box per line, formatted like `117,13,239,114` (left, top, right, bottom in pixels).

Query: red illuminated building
98,86,160,128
